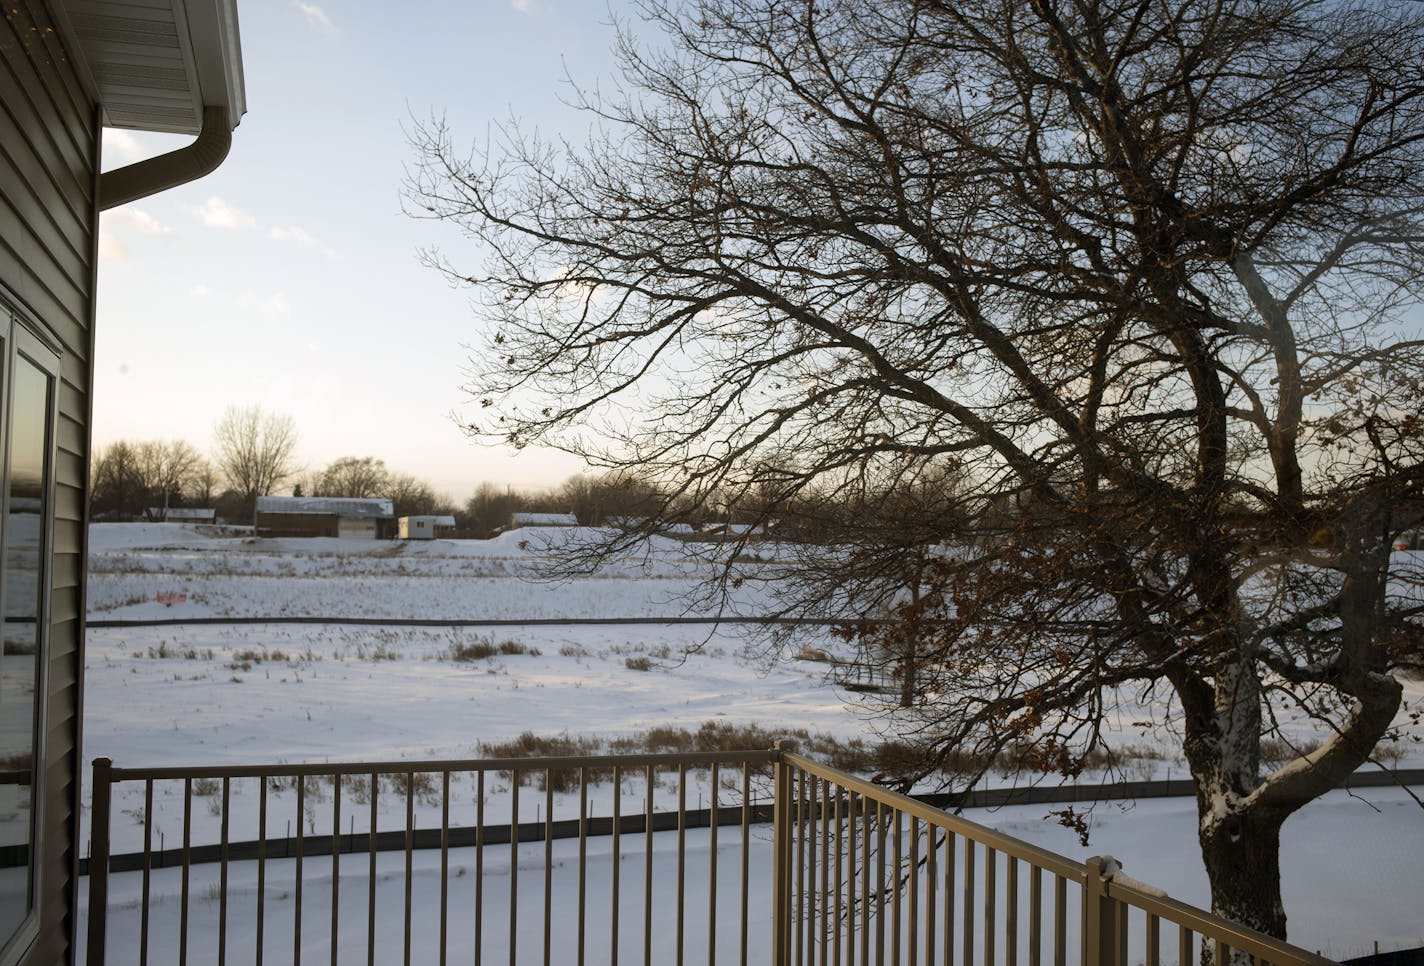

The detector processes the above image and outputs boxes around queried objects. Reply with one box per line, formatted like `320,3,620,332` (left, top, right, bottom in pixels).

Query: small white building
398,515,458,539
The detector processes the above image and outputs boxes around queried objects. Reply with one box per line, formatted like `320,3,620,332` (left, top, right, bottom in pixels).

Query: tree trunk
1197,804,1288,940
900,643,917,708
901,579,920,707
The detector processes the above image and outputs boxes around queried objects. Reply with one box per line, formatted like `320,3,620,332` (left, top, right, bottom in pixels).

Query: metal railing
774,752,1337,966
85,746,1338,966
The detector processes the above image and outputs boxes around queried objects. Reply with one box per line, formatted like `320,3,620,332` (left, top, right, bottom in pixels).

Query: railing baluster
1053,874,1066,966
1179,926,1192,966
258,776,268,966
476,769,485,966
181,777,192,966
295,775,305,966
544,772,554,966
677,762,687,966
1146,913,1160,966
579,767,588,966
797,768,806,966
332,773,341,966
440,770,451,966
510,771,520,966
846,791,857,964
739,763,749,966
832,786,842,966
986,847,997,966
860,793,871,966
885,806,894,966
368,772,378,966
945,832,955,966
1006,855,1018,966
1029,865,1041,966
141,777,152,966
647,763,656,966
221,776,231,966
819,778,830,966
611,765,621,966
1118,898,1129,966
924,827,936,966
962,837,974,966
908,815,919,966
405,772,415,966
709,762,719,966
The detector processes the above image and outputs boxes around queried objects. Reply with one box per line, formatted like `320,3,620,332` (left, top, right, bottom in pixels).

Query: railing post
87,757,113,966
1084,855,1120,966
772,740,798,966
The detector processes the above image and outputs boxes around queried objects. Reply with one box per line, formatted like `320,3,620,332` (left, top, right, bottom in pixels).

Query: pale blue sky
96,0,632,497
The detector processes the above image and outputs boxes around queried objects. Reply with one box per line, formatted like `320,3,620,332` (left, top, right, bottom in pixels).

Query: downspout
99,105,232,211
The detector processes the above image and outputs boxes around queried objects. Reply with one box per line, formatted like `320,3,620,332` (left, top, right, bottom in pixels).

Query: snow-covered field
79,523,1424,959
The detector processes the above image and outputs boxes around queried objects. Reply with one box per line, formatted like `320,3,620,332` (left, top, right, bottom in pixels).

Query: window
0,301,59,960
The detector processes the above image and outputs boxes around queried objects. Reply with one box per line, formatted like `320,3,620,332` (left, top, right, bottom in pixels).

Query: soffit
57,0,245,135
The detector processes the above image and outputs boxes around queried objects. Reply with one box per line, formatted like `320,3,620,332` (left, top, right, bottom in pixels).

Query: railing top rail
782,751,1087,880
1107,877,1338,966
103,748,780,783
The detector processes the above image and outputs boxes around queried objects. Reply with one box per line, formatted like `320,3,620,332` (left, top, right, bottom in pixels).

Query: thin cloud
270,224,337,257
191,196,257,230
511,0,531,10
98,207,176,262
102,129,146,163
295,2,335,31
239,292,291,316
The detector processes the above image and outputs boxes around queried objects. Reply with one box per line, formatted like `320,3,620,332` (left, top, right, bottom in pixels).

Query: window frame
0,297,61,966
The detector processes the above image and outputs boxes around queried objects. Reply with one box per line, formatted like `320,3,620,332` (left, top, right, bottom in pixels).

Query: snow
79,524,1424,960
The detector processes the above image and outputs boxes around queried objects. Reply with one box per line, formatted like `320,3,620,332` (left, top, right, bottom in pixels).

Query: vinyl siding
1,0,98,962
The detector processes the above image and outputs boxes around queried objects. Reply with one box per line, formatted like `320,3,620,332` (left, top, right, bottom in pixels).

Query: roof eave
52,0,246,136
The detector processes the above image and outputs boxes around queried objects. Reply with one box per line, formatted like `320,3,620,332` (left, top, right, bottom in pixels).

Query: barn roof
256,496,394,518
148,507,216,521
510,512,579,527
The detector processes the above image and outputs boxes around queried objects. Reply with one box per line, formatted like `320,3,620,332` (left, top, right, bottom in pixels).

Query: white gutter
98,105,232,211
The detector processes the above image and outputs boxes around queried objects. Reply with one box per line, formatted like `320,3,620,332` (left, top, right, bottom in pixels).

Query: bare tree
315,456,390,499
213,406,299,522
191,459,220,508
91,439,205,519
409,0,1424,939
387,473,449,517
89,441,146,520
136,440,205,517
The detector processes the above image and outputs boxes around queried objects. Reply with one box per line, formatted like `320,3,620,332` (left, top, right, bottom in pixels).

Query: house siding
1,0,98,961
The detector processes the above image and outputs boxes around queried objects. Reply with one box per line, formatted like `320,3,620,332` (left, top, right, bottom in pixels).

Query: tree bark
1198,805,1287,940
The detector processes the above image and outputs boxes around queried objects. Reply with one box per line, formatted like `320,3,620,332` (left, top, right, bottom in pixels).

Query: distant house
705,522,767,539
605,516,694,535
509,511,579,528
144,507,217,523
398,514,456,540
256,496,396,539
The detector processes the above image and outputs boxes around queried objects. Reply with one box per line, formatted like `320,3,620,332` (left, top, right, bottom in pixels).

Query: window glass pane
0,352,50,941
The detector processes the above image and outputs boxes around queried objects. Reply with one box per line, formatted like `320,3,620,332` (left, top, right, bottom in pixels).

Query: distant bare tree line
90,406,935,534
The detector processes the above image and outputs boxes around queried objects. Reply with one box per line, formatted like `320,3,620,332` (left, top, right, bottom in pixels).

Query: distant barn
256,496,395,539
144,507,217,523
